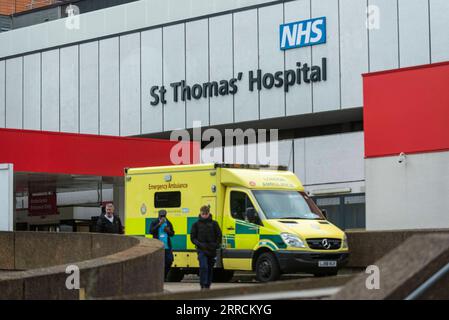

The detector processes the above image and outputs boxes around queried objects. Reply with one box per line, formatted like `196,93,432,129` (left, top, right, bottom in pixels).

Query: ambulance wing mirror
321,209,328,219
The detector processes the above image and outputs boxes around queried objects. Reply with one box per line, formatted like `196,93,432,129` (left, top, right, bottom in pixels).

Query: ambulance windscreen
253,190,322,220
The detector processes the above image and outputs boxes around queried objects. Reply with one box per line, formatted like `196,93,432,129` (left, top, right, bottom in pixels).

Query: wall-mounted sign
150,58,327,106
280,16,326,50
28,193,57,216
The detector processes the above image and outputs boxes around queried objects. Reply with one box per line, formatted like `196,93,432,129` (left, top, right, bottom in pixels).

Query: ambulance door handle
227,227,235,231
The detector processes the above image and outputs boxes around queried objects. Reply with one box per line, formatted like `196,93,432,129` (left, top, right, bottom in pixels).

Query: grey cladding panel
398,0,430,67
339,0,368,109
0,61,4,128
120,33,141,136
368,0,399,72
141,29,163,134
233,9,259,123
23,53,41,130
258,4,285,120
186,19,209,128
5,57,23,129
285,0,313,116
60,45,79,133
430,0,449,63
311,0,341,112
79,41,99,135
99,37,120,136
41,49,60,132
209,14,234,126
163,24,186,131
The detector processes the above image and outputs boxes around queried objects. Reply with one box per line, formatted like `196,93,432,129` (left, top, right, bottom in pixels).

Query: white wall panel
285,0,313,116
304,132,364,185
293,138,306,184
0,164,14,231
120,33,141,136
23,53,41,130
429,0,449,63
79,42,99,134
259,4,285,119
233,9,259,122
163,24,186,131
0,61,6,128
277,139,294,171
60,45,79,133
366,151,449,230
311,0,340,112
339,0,368,108
5,57,23,129
99,38,120,136
41,49,60,132
209,15,234,126
398,0,430,67
368,0,399,72
141,29,163,134
186,19,209,128
201,144,224,163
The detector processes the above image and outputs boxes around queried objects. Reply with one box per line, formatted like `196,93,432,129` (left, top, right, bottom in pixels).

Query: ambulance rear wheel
166,268,184,282
255,252,281,282
212,269,235,283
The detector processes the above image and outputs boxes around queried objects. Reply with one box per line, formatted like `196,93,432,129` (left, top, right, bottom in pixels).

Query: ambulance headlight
281,233,306,248
342,234,348,249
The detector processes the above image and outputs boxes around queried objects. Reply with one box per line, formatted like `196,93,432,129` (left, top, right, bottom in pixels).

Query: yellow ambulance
125,163,349,282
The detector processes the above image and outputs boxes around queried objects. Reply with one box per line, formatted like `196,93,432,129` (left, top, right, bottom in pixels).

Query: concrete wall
0,0,447,135
366,151,449,230
0,164,13,231
346,228,449,268
0,232,164,299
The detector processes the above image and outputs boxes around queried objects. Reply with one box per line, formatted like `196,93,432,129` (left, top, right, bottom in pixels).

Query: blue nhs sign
280,17,326,50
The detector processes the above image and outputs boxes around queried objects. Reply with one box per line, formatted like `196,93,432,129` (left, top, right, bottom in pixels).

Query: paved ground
163,272,315,293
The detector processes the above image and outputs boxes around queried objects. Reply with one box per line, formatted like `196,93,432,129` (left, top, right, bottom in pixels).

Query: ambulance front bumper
275,250,349,274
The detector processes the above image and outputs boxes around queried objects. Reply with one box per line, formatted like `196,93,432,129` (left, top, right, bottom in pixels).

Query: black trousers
164,249,174,279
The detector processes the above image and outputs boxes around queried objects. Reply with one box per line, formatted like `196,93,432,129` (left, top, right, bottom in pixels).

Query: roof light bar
214,163,288,171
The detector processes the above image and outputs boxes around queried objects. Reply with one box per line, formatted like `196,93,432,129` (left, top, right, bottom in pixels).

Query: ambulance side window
230,191,257,223
154,191,181,208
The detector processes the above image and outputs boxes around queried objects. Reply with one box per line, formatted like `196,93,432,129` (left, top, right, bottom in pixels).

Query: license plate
318,260,337,267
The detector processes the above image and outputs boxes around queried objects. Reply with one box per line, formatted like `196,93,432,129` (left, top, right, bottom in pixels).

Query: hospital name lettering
149,58,327,106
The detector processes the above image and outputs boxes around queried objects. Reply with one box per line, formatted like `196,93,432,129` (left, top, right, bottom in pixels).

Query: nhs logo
280,17,326,50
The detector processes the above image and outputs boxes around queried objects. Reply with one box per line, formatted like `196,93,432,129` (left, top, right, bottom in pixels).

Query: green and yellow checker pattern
126,216,200,250
224,219,287,251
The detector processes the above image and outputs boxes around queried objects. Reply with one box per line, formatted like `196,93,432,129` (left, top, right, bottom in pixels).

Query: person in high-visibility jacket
150,209,175,279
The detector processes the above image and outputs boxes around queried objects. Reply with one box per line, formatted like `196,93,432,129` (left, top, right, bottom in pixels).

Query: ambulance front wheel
166,268,184,282
255,252,281,282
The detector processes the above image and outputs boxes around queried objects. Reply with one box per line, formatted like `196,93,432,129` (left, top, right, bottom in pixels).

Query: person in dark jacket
96,203,124,234
190,205,222,290
149,209,175,279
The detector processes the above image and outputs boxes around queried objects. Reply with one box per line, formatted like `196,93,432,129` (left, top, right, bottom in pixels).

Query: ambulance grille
307,238,341,250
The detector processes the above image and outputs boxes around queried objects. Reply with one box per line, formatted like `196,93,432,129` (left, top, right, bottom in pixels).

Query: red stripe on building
363,61,449,158
0,128,199,176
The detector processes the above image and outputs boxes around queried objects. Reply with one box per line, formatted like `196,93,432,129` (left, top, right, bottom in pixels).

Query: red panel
363,61,449,158
0,128,199,176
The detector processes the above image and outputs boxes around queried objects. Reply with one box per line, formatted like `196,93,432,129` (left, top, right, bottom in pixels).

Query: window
154,191,181,208
313,193,366,230
253,190,323,220
230,191,260,224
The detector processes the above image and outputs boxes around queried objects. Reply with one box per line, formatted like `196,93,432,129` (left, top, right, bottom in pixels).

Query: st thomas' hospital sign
149,16,327,106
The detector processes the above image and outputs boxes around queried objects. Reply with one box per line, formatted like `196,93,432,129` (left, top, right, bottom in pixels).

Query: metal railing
405,261,449,300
